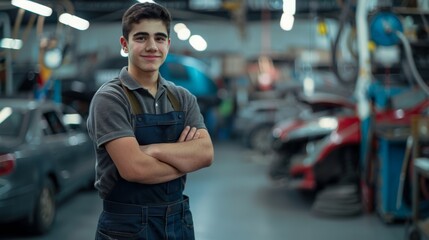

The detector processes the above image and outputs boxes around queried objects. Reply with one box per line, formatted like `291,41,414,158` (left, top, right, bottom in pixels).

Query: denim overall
95,85,195,240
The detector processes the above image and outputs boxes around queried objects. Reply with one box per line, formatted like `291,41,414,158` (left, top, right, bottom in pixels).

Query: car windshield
0,106,26,138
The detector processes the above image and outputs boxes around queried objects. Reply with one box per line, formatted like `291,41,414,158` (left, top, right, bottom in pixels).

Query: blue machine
375,128,411,222
363,11,413,221
363,80,411,221
369,12,403,46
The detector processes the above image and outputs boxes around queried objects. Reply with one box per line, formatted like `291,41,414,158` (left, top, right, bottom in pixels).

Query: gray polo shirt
87,67,206,198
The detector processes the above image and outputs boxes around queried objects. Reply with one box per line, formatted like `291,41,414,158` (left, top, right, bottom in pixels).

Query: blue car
159,54,219,111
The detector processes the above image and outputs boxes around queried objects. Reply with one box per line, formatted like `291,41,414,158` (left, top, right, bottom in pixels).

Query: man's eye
156,37,166,42
135,36,147,41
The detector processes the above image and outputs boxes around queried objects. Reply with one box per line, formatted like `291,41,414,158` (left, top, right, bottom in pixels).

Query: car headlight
317,117,338,129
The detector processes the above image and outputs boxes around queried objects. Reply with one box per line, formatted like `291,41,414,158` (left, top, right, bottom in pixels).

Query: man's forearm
132,155,185,184
105,137,185,185
153,138,213,172
142,131,213,173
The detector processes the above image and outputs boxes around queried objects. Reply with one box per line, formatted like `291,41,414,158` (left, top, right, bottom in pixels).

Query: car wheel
249,124,273,153
30,179,56,234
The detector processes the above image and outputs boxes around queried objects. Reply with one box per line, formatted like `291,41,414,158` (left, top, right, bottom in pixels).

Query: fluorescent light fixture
189,35,207,51
174,23,187,33
0,38,23,50
177,28,191,40
11,0,52,17
137,0,155,3
59,13,90,30
174,23,191,40
280,13,295,31
282,0,296,15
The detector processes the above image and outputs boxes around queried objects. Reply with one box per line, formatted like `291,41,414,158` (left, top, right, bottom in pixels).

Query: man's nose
145,38,157,51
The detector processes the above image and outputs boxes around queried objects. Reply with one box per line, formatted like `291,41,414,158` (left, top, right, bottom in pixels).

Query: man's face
121,20,170,74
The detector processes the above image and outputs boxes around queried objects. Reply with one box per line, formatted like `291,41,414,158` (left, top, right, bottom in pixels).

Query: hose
395,30,429,96
396,135,413,209
331,0,358,85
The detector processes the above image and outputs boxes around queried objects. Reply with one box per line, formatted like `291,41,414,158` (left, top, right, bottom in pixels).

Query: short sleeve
175,86,206,130
87,85,135,148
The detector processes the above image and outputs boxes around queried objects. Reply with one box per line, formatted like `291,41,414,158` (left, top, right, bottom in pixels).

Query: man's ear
120,36,128,52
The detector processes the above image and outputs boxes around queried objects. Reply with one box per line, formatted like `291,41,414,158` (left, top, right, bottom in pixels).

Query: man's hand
140,126,199,154
139,126,212,173
178,126,200,142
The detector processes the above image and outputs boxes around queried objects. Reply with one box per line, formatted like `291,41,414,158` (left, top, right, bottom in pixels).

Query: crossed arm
105,126,214,184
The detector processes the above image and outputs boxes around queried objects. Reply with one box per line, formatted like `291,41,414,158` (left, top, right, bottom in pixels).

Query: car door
40,109,76,193
61,106,95,189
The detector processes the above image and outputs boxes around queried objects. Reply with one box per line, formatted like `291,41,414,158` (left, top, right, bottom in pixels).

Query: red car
269,90,429,191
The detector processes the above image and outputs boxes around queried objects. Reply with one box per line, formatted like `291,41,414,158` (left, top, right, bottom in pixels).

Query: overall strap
166,88,181,111
119,80,182,114
120,83,142,115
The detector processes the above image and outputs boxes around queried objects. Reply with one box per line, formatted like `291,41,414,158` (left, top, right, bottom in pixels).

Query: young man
87,2,214,239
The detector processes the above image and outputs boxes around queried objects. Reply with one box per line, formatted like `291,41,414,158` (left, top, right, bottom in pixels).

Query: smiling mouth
142,55,159,59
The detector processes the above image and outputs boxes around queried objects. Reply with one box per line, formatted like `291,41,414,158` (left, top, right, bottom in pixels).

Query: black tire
30,178,56,234
248,124,274,153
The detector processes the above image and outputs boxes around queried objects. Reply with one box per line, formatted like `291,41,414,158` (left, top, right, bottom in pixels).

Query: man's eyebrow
155,32,168,38
133,32,168,38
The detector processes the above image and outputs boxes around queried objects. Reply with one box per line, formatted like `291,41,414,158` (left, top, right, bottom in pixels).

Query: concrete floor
0,140,409,240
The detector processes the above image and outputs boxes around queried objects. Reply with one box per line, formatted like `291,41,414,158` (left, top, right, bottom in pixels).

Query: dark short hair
122,2,172,40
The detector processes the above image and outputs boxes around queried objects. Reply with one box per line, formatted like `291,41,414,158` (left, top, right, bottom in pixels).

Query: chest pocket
134,111,184,144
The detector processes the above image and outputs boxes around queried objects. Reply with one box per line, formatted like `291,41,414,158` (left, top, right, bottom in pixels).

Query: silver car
0,99,95,234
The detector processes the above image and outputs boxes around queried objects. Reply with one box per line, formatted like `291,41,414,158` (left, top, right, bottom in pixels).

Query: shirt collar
119,67,170,92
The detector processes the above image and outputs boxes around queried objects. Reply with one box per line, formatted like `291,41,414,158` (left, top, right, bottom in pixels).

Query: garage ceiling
0,0,342,25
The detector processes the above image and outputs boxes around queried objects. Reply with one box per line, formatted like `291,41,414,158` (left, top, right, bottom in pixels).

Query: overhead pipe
354,0,372,120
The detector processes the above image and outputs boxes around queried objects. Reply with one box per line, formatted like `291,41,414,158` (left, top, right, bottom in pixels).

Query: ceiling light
11,0,52,17
59,13,90,30
177,28,191,40
282,0,296,15
0,38,22,50
189,35,207,51
280,13,294,31
174,23,187,33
